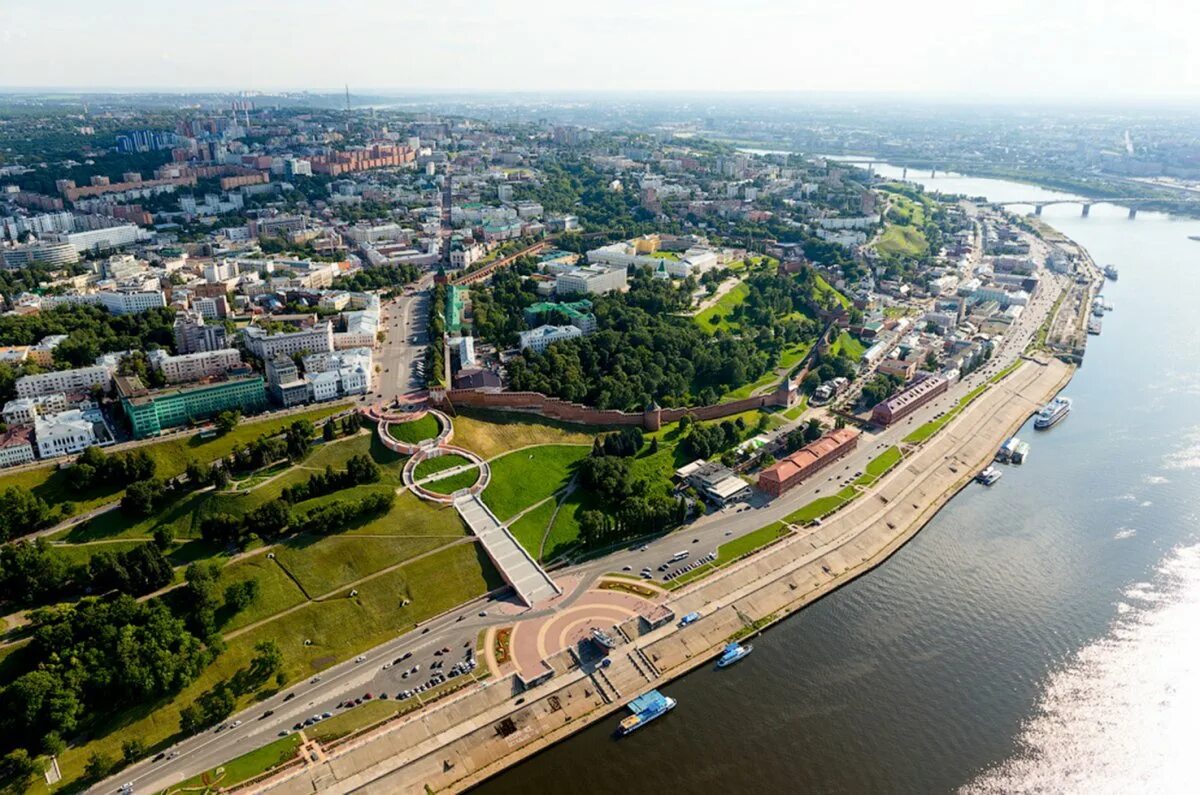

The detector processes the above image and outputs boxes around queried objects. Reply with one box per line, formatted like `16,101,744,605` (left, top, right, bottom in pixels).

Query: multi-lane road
98,237,1073,795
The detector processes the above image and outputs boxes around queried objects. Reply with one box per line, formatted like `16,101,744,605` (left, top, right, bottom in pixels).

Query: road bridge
997,196,1200,219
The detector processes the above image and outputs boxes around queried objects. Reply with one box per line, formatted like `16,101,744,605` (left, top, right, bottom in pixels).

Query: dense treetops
504,266,826,411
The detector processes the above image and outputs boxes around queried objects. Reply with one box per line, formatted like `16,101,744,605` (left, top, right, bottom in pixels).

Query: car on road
355,655,367,663
622,565,632,571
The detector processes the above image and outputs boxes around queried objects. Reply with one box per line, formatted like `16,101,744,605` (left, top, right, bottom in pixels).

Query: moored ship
1034,396,1072,430
976,466,1002,485
715,642,753,668
616,690,676,736
1011,441,1031,464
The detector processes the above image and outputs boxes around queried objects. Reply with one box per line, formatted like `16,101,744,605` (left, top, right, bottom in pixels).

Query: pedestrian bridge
454,494,561,606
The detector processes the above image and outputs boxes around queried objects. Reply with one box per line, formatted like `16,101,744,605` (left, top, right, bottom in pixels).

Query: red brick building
870,374,949,426
758,427,860,497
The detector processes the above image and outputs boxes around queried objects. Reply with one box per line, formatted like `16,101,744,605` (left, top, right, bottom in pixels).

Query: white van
669,550,690,563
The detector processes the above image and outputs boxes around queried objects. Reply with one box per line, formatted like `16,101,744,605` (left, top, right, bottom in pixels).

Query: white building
16,365,112,399
0,427,36,468
60,224,147,252
242,321,334,360
2,393,68,426
517,324,583,354
555,265,627,296
99,290,166,315
302,347,372,396
156,348,243,383
35,410,97,458
334,311,379,349
305,370,340,402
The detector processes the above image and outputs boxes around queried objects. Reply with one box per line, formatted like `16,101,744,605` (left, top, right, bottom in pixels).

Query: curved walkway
365,407,559,608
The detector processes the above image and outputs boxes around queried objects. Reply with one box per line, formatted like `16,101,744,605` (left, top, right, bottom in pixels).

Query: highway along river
474,166,1200,794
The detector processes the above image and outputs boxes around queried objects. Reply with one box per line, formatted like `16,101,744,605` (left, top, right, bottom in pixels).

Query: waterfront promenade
241,357,1072,795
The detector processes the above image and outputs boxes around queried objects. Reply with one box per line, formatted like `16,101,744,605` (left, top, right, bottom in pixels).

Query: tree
0,486,53,542
41,732,65,758
248,640,283,685
179,703,205,735
84,752,114,782
0,749,38,792
224,579,260,613
153,525,175,550
215,410,241,434
323,421,337,442
803,418,824,443
121,478,162,517
121,739,145,764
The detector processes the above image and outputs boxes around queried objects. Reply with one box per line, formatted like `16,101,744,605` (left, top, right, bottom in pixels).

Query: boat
975,466,1002,485
1034,396,1072,430
590,627,618,650
616,690,677,736
1011,441,1031,464
1104,265,1119,280
715,642,753,668
996,437,1020,463
1088,317,1102,335
1189,235,1200,242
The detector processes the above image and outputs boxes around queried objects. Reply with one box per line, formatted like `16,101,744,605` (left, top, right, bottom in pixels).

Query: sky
1,0,1197,100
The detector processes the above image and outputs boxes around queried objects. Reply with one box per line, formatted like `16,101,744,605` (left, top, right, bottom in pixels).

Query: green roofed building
523,299,596,332
446,285,468,335
116,373,268,438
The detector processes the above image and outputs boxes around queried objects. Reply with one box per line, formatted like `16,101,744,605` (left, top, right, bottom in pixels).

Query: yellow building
634,234,661,255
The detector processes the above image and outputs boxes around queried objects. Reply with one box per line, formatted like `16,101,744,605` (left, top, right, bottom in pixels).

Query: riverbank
238,356,1073,795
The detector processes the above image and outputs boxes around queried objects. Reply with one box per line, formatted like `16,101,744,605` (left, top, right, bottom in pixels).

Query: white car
355,655,367,663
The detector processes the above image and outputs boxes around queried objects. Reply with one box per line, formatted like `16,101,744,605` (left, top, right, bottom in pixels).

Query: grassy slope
47,543,501,793
386,414,441,444
507,498,558,560
449,410,599,459
481,444,589,521
693,281,750,334
413,454,472,480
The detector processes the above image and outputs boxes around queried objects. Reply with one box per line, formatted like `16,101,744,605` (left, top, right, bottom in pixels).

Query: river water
475,166,1200,794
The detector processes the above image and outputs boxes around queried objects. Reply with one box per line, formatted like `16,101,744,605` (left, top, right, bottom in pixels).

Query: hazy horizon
2,0,1196,100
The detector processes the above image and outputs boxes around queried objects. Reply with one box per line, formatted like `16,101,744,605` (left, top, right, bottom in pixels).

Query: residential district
0,97,1099,795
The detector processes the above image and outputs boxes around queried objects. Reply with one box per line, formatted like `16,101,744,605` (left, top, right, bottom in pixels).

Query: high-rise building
173,311,228,354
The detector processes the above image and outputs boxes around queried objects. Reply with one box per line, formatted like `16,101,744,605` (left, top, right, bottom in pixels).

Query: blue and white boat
616,690,676,736
715,642,753,669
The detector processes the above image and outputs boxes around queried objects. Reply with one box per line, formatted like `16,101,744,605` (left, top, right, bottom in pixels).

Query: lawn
450,409,600,459
167,734,302,793
859,446,902,484
273,535,455,597
307,699,401,744
213,554,308,633
0,404,349,522
46,543,501,793
876,224,928,259
830,331,867,361
414,454,473,480
814,273,851,309
694,281,749,335
507,498,558,560
386,414,441,444
542,489,594,561
481,444,589,521
420,468,479,495
783,396,809,421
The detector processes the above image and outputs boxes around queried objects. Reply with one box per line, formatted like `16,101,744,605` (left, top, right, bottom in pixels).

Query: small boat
1103,265,1119,280
715,642,753,669
1011,441,1031,464
975,466,1002,486
1188,235,1200,242
590,627,618,650
616,690,676,736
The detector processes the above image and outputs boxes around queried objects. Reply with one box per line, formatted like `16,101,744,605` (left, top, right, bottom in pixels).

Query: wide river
476,165,1200,794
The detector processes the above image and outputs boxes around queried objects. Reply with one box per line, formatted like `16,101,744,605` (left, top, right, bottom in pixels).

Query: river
474,166,1200,794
